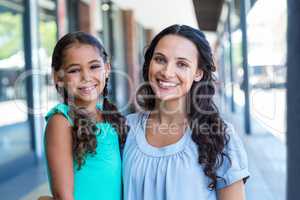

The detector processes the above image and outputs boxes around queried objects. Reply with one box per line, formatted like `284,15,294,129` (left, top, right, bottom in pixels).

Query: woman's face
148,34,203,102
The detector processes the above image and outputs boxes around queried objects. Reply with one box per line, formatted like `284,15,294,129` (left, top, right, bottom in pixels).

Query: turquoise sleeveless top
44,103,121,200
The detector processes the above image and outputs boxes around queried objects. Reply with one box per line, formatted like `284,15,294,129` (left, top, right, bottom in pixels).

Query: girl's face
55,43,110,107
148,34,203,102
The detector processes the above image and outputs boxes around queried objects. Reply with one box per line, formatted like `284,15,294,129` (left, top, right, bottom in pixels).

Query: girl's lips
78,85,97,95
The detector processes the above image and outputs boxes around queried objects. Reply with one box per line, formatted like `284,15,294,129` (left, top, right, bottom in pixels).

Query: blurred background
0,0,290,199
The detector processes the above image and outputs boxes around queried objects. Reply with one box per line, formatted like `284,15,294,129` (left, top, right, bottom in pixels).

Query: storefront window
0,0,31,165
38,0,58,114
0,1,27,126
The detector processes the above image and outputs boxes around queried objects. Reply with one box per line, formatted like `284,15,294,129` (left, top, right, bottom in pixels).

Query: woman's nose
161,63,176,78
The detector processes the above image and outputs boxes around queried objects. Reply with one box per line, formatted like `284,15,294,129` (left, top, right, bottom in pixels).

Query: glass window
247,0,287,141
0,0,31,165
0,1,27,126
38,0,59,114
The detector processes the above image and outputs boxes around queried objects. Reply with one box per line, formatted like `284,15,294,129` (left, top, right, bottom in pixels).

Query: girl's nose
81,69,92,81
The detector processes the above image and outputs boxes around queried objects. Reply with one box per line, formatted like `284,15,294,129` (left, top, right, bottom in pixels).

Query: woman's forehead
154,35,199,62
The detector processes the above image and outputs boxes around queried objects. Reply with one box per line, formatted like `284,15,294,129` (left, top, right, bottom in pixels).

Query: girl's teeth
80,86,95,92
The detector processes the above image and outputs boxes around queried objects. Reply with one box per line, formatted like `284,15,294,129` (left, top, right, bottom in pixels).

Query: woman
123,24,250,200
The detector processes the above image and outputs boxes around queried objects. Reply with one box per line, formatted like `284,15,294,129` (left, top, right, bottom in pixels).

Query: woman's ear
194,69,203,82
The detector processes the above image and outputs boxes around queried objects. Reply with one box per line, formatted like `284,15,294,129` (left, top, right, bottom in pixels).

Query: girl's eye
154,56,166,64
67,68,80,73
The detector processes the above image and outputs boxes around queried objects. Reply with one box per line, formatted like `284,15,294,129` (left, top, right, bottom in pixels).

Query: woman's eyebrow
88,59,101,64
154,52,192,63
153,52,165,57
64,59,102,69
177,57,192,63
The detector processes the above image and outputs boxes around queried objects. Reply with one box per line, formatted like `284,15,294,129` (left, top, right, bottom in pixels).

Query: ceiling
111,0,199,33
192,0,225,31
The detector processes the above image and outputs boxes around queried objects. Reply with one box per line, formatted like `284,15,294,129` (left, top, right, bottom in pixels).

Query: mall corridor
0,0,297,199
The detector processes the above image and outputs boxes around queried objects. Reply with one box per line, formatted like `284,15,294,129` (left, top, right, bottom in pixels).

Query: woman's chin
155,93,180,102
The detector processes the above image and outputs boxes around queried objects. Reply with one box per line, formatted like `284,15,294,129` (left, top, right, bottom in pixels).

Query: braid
69,105,99,170
102,79,128,149
54,83,99,169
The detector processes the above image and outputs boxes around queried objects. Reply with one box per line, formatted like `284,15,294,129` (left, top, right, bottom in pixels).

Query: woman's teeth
158,80,178,88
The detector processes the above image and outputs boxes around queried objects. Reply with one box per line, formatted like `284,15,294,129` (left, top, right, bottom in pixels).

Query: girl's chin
74,95,99,104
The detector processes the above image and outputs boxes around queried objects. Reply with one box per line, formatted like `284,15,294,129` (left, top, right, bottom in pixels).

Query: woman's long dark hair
137,24,230,189
51,31,127,169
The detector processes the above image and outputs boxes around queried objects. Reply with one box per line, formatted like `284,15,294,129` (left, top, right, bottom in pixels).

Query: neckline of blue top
135,111,192,157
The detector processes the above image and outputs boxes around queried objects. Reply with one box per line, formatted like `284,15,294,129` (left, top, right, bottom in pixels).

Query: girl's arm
217,180,246,200
45,114,74,200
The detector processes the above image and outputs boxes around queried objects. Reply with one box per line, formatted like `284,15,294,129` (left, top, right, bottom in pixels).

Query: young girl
44,32,127,200
123,25,250,200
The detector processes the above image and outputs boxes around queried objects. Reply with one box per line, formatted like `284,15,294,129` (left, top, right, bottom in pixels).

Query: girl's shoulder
45,103,73,126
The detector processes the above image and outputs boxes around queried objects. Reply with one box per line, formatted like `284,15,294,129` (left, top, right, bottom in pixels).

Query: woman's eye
154,56,166,64
91,65,101,70
178,62,188,68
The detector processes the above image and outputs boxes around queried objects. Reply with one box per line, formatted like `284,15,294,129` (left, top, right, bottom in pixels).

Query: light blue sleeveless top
123,112,250,200
45,103,121,200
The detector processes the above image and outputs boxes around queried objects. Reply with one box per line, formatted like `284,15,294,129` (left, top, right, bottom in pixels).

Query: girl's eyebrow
65,59,101,69
65,63,80,69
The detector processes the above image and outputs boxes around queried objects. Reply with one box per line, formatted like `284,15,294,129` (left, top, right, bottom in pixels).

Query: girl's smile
77,84,98,96
55,43,110,107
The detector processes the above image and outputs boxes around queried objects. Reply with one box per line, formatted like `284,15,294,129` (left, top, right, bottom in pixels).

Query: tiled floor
0,161,48,200
220,99,286,200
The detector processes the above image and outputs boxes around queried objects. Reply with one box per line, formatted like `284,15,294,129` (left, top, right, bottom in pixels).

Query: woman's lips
157,80,179,89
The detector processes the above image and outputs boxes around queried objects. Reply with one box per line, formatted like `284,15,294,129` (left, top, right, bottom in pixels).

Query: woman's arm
217,180,246,200
45,114,74,200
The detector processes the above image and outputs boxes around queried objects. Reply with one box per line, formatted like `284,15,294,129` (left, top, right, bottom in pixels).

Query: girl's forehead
63,44,103,62
64,43,99,54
